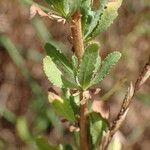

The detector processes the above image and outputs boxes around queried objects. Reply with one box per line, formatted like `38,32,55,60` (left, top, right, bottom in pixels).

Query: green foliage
45,43,73,73
48,94,76,123
43,56,64,88
82,0,108,40
81,0,123,41
43,47,121,90
90,52,121,86
89,0,123,40
41,0,124,149
89,112,107,149
78,43,100,89
45,43,77,87
16,116,32,142
36,137,74,150
69,95,80,116
45,0,80,18
36,137,59,150
71,55,79,79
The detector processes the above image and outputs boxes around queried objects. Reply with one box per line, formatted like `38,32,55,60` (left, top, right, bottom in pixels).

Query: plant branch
71,11,89,150
99,56,150,150
71,10,84,59
79,91,89,150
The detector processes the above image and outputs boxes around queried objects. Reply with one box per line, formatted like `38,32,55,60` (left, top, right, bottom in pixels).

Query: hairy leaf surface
43,56,63,88
89,0,123,39
43,56,77,88
84,0,108,39
45,0,79,18
78,43,100,89
45,43,76,84
90,52,121,86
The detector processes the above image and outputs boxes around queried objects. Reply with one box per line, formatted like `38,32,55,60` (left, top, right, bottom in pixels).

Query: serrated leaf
61,0,80,18
89,112,107,148
45,0,79,18
45,43,72,69
36,137,59,150
81,9,96,37
93,53,101,75
83,10,101,39
90,51,121,86
43,56,63,87
43,56,77,88
89,0,123,40
45,43,76,85
78,43,100,89
84,0,108,39
48,92,76,123
45,0,67,17
71,54,78,76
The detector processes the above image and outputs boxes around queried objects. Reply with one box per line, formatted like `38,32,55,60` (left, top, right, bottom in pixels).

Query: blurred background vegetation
0,0,149,150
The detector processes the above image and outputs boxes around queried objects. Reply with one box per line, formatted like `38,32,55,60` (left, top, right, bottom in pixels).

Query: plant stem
71,11,89,150
71,10,84,59
79,92,89,150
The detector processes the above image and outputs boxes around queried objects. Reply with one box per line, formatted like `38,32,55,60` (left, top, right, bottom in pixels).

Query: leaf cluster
41,0,123,149
45,0,123,40
43,43,121,90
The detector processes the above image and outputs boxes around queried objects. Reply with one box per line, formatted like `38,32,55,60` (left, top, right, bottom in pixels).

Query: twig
100,57,150,150
71,11,89,150
79,91,89,150
71,10,84,59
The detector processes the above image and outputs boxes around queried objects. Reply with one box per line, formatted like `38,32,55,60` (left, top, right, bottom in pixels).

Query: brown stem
71,11,89,150
80,92,89,150
71,10,84,59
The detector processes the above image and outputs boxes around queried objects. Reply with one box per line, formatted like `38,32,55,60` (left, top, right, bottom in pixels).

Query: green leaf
45,43,76,84
84,0,108,39
48,93,76,123
45,0,67,17
71,55,79,84
43,56,63,88
43,56,77,88
36,137,59,150
16,116,32,142
89,0,123,39
89,112,107,148
45,0,79,18
77,43,100,89
69,96,80,116
45,43,72,69
93,53,101,75
90,51,121,86
83,10,101,39
71,55,78,73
